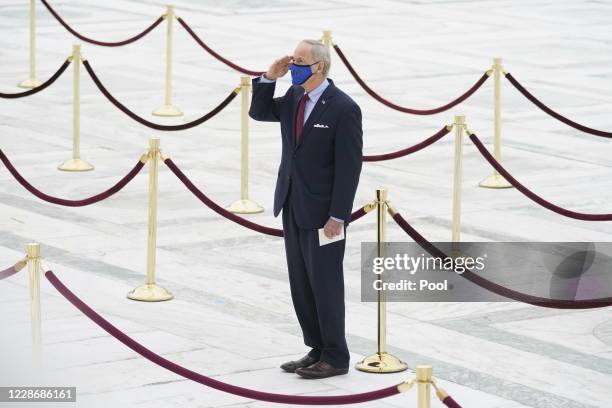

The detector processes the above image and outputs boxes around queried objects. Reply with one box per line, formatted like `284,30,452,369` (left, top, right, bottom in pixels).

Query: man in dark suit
248,39,363,379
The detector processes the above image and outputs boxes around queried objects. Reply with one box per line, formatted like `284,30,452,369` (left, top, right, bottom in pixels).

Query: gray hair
301,39,331,77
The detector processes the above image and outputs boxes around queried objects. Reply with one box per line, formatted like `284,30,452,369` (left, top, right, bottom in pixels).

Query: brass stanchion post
58,44,94,172
128,138,174,301
227,76,264,214
416,365,433,408
18,0,42,89
356,189,407,373
27,243,42,365
479,57,511,188
153,5,182,117
321,30,332,71
451,115,465,243
322,30,332,50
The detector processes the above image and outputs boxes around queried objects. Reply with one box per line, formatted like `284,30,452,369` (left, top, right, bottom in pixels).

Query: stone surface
1,1,612,407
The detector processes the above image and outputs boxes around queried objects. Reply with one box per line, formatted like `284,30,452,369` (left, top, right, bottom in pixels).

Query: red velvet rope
176,17,265,77
505,73,612,138
442,396,462,408
470,134,612,221
0,265,20,280
164,158,283,236
0,150,145,207
82,60,238,131
163,158,368,237
45,269,402,404
333,44,489,115
390,212,612,309
349,206,368,223
363,126,450,162
40,0,164,47
0,59,71,99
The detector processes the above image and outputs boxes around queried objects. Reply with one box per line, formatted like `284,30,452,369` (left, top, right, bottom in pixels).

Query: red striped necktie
295,93,309,144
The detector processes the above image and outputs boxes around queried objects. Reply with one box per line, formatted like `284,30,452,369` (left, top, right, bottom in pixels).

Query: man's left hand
323,218,343,239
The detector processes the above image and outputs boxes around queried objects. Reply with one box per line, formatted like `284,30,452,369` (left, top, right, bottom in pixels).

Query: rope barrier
45,269,406,404
0,150,147,207
469,133,612,221
441,395,462,408
363,125,451,162
505,73,612,138
164,157,283,237
433,384,463,408
0,59,71,99
176,17,265,77
333,44,489,115
163,157,370,237
0,266,19,280
82,60,239,131
349,206,368,223
389,210,612,309
40,0,165,47
0,259,27,281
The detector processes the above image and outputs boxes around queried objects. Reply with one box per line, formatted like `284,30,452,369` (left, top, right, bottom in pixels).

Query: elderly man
248,39,363,379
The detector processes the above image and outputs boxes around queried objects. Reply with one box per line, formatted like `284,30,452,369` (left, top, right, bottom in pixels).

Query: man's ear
316,61,324,74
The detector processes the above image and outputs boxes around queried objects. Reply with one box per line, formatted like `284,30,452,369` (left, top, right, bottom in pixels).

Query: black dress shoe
295,361,349,379
280,354,318,373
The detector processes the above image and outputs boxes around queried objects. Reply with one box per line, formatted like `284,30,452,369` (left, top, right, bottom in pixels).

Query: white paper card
318,227,345,246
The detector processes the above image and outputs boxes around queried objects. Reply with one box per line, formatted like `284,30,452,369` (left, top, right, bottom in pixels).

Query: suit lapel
295,78,337,151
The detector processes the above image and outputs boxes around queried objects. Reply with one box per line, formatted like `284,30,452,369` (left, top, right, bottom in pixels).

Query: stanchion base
127,283,174,302
355,352,408,373
479,173,513,189
226,199,264,214
58,158,94,172
152,104,183,117
18,78,42,89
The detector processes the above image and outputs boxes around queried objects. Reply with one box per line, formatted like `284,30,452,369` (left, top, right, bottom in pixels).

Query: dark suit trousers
281,183,350,368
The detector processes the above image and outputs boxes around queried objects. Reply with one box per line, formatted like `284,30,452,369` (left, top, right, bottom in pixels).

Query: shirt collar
305,78,329,103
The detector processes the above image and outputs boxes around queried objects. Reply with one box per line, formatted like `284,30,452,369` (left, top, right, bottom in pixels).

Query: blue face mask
289,61,320,86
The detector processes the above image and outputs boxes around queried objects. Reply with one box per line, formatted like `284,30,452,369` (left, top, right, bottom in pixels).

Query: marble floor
1,0,611,407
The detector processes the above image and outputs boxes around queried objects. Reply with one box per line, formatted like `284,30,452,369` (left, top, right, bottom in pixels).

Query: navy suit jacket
249,77,363,230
